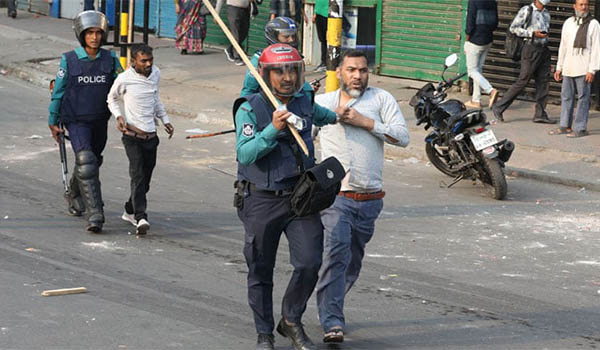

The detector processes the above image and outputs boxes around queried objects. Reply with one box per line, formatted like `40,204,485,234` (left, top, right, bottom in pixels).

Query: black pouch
290,156,345,217
233,180,245,209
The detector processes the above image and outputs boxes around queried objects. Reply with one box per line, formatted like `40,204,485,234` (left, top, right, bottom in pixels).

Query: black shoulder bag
287,138,345,217
505,5,533,62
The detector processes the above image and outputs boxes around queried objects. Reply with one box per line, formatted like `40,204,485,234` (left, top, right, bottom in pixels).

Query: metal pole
120,0,129,68
126,0,134,64
326,0,343,92
114,0,121,46
143,0,149,44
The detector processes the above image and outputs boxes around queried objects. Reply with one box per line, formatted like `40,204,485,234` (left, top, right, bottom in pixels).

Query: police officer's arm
47,54,68,142
312,102,338,127
240,54,261,97
235,102,289,165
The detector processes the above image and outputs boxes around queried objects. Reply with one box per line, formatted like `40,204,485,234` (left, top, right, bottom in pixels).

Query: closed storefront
377,0,466,80
483,0,598,101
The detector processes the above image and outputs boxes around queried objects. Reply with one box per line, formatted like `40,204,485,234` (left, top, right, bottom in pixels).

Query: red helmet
258,43,304,97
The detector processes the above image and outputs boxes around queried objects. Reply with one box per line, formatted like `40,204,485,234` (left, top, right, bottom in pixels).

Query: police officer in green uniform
233,44,337,350
48,11,123,232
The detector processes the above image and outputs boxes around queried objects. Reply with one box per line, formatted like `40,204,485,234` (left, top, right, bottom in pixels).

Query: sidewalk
1,11,599,191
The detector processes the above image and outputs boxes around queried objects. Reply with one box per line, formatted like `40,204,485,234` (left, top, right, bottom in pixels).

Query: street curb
506,166,600,192
2,49,598,193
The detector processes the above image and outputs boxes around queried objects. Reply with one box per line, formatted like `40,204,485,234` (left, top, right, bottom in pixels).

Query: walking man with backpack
492,0,557,124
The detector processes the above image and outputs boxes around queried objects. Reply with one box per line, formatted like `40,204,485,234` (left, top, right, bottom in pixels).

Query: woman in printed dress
175,0,208,54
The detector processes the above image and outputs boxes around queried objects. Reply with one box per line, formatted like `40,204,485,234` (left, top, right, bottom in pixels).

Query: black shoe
532,116,557,124
86,213,104,233
276,319,315,350
9,10,16,18
224,47,234,62
256,334,274,350
234,58,244,66
492,107,504,122
180,49,187,55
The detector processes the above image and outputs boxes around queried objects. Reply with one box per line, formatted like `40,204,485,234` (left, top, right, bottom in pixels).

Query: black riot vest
234,92,315,191
59,48,114,123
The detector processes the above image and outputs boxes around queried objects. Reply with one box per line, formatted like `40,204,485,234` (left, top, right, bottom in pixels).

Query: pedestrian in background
107,44,174,235
550,0,599,138
216,0,256,65
311,0,328,72
48,11,123,233
492,0,556,124
315,50,410,344
7,0,16,18
270,0,307,26
175,0,210,55
464,0,499,109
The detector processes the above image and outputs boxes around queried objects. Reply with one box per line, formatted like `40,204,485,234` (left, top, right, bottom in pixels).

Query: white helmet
73,11,108,46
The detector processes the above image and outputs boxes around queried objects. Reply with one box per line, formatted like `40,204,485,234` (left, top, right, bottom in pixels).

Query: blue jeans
560,75,591,133
316,195,383,331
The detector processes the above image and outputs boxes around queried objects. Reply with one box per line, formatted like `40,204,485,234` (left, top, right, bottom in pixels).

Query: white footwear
121,211,137,226
136,218,150,235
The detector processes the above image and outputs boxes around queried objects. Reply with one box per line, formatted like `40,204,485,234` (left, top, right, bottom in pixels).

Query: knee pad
75,151,98,180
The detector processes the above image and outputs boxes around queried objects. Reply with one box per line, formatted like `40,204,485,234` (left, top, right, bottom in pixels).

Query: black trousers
227,5,250,59
122,134,159,221
494,43,550,119
238,189,323,335
315,14,328,66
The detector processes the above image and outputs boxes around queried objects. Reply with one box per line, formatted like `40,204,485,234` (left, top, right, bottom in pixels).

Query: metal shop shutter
483,0,597,102
379,0,464,80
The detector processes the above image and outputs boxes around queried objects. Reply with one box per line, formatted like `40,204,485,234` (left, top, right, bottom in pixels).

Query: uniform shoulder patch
56,67,66,79
242,123,255,137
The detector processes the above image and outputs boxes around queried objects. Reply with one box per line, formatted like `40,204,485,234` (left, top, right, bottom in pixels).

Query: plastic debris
27,135,43,139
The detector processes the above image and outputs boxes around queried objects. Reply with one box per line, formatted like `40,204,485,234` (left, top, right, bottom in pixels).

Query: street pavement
1,9,600,350
0,11,598,192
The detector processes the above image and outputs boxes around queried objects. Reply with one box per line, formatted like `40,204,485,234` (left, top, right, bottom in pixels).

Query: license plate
471,129,498,151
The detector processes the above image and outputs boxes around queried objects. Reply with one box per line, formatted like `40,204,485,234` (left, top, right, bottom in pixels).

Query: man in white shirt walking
551,0,599,138
315,50,410,343
107,44,174,235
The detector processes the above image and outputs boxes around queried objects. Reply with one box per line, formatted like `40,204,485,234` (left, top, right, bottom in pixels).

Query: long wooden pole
199,0,309,156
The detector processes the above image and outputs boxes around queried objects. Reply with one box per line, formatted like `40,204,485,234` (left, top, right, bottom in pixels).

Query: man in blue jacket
464,0,499,108
48,11,123,232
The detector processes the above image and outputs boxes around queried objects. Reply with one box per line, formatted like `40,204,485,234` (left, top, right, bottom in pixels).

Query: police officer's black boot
276,319,315,350
65,173,84,216
75,151,105,233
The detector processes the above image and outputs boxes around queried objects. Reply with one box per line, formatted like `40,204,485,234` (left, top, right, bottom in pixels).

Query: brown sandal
548,127,571,135
323,327,344,343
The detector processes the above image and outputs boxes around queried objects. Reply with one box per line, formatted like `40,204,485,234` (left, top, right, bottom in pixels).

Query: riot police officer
233,44,337,350
48,11,123,232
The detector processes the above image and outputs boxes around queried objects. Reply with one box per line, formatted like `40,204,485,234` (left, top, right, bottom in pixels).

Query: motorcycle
409,54,514,200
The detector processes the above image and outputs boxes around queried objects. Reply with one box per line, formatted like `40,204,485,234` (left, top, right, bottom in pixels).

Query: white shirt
316,87,410,192
556,16,600,77
107,66,170,132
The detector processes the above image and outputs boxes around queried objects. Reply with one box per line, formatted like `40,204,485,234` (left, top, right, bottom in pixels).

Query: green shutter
379,0,464,80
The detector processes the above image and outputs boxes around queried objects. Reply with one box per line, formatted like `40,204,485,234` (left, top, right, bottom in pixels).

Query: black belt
248,183,294,197
123,130,157,140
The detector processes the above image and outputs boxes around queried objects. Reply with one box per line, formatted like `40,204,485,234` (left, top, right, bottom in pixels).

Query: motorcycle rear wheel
425,142,461,177
481,158,507,200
